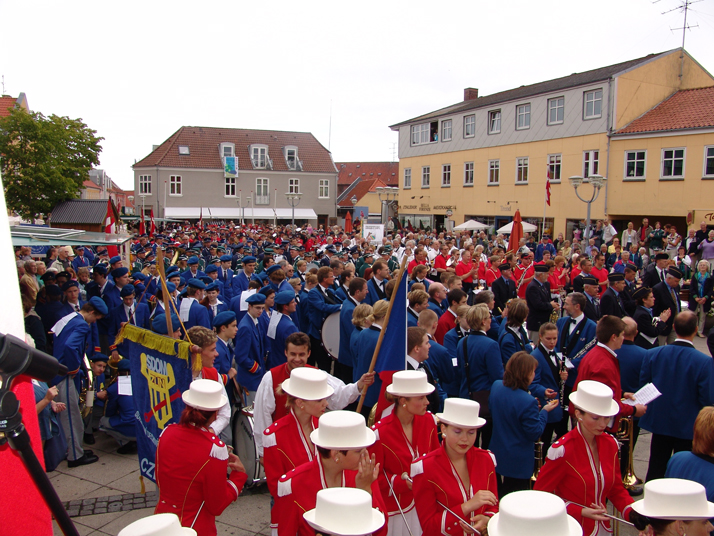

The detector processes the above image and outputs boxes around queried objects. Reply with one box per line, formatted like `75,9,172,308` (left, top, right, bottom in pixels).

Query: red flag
150,208,156,237
546,167,552,207
199,207,203,229
139,209,146,235
105,199,119,256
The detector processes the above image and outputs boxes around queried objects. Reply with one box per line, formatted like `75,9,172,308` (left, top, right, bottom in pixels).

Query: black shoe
117,441,138,455
68,454,99,468
84,433,95,445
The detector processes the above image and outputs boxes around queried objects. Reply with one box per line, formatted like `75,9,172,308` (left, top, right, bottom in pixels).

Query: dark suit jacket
621,281,637,316
583,295,601,322
652,281,680,335
632,306,667,349
491,276,516,315
525,279,553,331
600,288,626,318
642,264,666,289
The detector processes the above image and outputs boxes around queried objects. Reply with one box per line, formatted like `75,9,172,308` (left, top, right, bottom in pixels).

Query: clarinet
558,356,567,410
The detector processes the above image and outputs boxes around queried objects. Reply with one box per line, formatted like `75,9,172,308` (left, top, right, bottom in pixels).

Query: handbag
463,336,491,419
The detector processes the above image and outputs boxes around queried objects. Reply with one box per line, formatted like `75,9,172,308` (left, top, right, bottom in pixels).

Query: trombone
615,415,643,496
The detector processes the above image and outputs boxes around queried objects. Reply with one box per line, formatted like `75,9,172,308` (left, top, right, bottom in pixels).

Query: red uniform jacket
485,267,500,288
412,443,499,536
570,344,635,431
277,456,387,536
534,425,633,536
435,309,458,345
263,409,318,529
269,363,318,423
155,424,247,536
370,412,439,516
514,264,535,299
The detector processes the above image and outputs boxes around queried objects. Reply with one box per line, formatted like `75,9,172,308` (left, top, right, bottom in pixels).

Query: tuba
615,415,644,496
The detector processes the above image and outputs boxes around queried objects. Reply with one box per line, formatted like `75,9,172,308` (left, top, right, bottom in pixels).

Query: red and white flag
105,199,119,256
545,167,552,207
199,207,203,229
139,210,146,235
149,208,156,237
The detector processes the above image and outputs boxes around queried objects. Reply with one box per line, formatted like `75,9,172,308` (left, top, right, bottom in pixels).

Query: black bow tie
570,318,578,325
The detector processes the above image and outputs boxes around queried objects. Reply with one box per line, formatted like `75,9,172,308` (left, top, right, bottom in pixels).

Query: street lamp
568,174,607,241
376,186,399,225
350,195,358,206
285,192,303,228
237,190,251,226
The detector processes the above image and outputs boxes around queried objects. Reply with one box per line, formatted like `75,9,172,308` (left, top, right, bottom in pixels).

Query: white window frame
516,104,531,130
704,146,714,179
583,150,599,178
421,166,430,188
404,168,412,189
488,160,500,185
285,146,298,170
464,115,475,138
488,110,501,134
221,143,234,158
516,157,529,184
251,145,268,169
319,179,329,199
169,175,182,196
255,178,269,204
441,164,451,187
225,176,236,198
441,119,452,142
178,145,190,155
624,150,647,180
139,175,152,195
410,122,437,146
548,154,562,182
583,89,603,120
661,148,686,179
289,178,300,194
548,97,564,125
463,162,474,186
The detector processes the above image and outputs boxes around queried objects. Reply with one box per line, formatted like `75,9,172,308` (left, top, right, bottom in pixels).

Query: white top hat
488,490,581,536
631,478,714,520
436,398,486,428
385,370,435,397
281,367,335,401
310,410,376,450
303,488,385,536
118,513,196,536
181,379,227,411
568,380,619,417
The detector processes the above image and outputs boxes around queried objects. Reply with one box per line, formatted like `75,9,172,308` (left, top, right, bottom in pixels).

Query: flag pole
543,166,549,238
356,255,408,414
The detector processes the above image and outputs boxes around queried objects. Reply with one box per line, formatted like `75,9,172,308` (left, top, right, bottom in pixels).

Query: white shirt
569,313,585,334
194,370,231,435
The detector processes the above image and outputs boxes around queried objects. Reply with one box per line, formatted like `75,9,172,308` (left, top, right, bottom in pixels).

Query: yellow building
390,48,714,237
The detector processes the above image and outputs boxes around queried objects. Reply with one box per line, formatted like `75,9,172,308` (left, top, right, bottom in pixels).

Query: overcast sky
1,0,713,190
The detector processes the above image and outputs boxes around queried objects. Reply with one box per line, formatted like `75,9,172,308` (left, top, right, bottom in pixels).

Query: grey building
132,126,338,227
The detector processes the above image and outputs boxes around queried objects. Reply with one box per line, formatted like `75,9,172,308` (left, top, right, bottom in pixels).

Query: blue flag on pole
375,267,407,374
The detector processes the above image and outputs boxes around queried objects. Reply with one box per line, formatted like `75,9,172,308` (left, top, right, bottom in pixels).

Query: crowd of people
15,215,714,536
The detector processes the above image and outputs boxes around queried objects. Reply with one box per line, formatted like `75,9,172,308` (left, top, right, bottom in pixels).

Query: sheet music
622,383,661,406
118,376,133,396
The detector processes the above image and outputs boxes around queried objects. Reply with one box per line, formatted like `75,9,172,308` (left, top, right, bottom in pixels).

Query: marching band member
277,410,386,536
534,380,635,536
154,380,247,535
234,293,268,405
263,368,334,534
557,292,596,397
490,351,558,496
371,370,440,536
412,398,498,536
632,286,671,349
497,298,532,365
265,291,299,370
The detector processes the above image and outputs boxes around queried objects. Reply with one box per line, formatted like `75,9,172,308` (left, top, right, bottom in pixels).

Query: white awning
164,207,318,220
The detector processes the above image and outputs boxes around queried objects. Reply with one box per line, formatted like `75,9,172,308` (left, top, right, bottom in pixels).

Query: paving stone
108,495,122,501
69,500,81,507
82,498,96,505
79,509,93,516
93,508,107,514
108,503,122,513
122,505,133,511
66,509,79,517
95,502,107,508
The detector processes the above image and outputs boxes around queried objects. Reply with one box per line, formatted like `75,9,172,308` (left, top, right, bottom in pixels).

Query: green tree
0,108,103,220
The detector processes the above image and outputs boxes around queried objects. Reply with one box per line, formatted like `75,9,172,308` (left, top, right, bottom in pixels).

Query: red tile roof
82,180,101,190
336,178,391,207
0,95,18,118
616,86,714,135
133,126,337,174
336,162,399,186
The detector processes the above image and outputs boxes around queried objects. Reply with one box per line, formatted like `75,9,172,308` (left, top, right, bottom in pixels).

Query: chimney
464,88,479,101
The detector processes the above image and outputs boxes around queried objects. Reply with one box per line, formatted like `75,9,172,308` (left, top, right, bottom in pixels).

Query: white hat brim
181,392,228,411
631,499,714,520
281,379,335,401
303,509,385,536
385,383,435,397
568,392,619,417
310,427,377,450
436,414,486,429
488,511,582,536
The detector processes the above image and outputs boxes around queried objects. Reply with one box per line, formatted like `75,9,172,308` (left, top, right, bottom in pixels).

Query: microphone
0,333,68,383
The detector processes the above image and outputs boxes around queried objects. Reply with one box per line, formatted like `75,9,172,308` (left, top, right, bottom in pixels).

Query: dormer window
220,143,235,158
250,144,271,169
178,145,190,155
285,146,299,170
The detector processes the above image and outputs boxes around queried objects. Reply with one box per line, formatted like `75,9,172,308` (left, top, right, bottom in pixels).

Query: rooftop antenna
1,75,5,95
659,0,700,80
390,142,397,162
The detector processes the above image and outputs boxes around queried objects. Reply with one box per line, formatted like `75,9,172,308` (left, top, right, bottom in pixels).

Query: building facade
391,49,714,237
132,126,338,228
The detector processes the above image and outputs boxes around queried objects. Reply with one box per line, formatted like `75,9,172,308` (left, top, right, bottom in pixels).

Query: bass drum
232,405,265,487
321,311,341,360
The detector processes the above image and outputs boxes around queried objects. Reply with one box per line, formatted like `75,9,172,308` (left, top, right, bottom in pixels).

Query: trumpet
615,415,643,496
530,439,544,487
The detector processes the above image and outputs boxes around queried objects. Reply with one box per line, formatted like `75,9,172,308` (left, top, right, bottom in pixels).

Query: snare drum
321,311,341,360
232,405,266,487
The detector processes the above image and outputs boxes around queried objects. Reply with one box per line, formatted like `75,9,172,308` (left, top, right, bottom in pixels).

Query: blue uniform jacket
105,380,137,439
427,299,445,318
266,313,298,370
297,289,310,333
364,278,387,306
354,326,384,408
184,299,211,330
52,313,91,384
529,345,564,424
666,451,714,502
339,297,358,367
233,313,265,391
498,325,533,365
229,292,250,327
215,338,233,376
556,315,597,388
334,285,349,302
98,282,121,335
616,340,647,394
427,338,457,397
407,308,419,328
489,379,548,479
207,300,229,324
639,341,714,440
442,326,467,397
306,286,341,340
217,267,234,302
231,270,252,296
108,302,151,350
350,327,363,370
458,331,503,397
